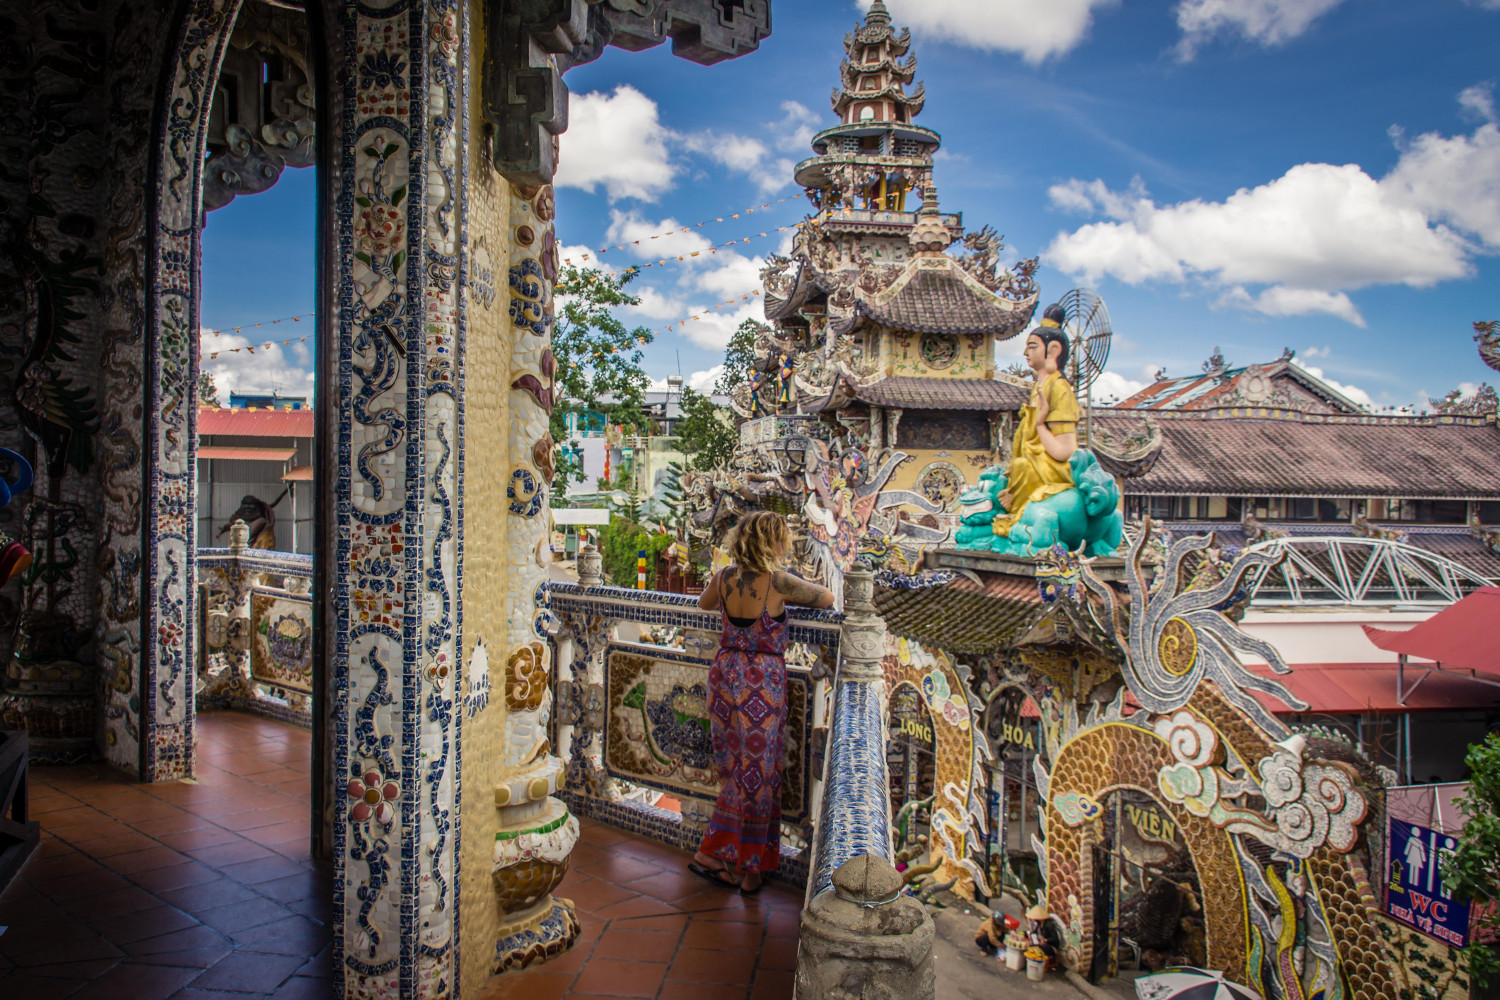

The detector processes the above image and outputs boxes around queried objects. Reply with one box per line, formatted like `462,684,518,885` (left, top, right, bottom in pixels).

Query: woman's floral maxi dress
697,598,791,874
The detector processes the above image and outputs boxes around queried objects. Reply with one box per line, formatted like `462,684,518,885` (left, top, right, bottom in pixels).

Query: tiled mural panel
93,0,173,775
0,0,117,765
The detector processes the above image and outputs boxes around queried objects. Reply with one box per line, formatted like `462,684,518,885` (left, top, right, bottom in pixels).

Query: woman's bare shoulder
772,569,830,606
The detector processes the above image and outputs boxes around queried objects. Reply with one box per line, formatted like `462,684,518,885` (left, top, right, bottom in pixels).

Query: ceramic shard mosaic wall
250,588,314,701
998,531,1438,1000
603,644,812,823
882,635,986,896
331,0,466,992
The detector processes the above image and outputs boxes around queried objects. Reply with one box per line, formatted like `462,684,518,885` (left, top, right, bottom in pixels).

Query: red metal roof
282,465,314,482
1246,661,1500,713
1363,587,1500,675
199,406,314,438
197,446,297,462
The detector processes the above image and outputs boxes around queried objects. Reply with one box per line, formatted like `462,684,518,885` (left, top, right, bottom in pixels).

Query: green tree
660,460,686,536
552,264,654,498
1444,732,1500,987
198,371,221,406
713,317,767,397
598,514,673,588
675,386,737,472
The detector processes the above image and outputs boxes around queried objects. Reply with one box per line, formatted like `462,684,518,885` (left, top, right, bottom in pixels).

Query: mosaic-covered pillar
328,0,465,993
485,176,579,973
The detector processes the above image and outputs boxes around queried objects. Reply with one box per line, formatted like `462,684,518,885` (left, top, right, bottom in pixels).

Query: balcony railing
197,537,314,727
543,560,934,998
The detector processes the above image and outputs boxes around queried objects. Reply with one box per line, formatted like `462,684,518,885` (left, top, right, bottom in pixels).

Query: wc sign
1385,817,1470,948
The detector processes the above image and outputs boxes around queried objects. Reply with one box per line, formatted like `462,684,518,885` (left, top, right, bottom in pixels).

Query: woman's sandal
687,862,740,890
738,875,764,896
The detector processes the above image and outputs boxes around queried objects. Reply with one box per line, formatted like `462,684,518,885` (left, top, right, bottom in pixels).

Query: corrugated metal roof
199,406,314,438
198,446,297,462
1246,661,1500,713
1363,587,1500,675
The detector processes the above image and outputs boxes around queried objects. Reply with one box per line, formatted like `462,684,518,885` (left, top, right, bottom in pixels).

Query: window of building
897,411,987,451
1381,499,1468,524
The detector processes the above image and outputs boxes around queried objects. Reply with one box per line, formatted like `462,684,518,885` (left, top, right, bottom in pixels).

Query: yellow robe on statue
993,372,1080,537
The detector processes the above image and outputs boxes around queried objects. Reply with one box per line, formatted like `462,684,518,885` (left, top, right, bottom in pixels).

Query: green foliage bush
598,515,673,588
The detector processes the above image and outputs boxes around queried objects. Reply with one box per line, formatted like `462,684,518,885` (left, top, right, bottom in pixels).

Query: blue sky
201,0,1500,411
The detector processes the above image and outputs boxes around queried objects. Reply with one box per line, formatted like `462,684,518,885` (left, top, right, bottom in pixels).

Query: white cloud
1290,361,1374,410
1044,119,1500,325
200,327,315,402
606,210,714,260
1459,83,1497,125
773,101,820,155
669,300,764,351
1301,345,1331,359
1174,0,1345,59
556,86,676,202
855,0,1117,63
1092,370,1148,404
682,130,793,196
1383,122,1500,248
1215,286,1365,326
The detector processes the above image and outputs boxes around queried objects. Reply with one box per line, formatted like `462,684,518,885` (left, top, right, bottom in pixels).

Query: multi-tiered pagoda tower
743,0,1040,522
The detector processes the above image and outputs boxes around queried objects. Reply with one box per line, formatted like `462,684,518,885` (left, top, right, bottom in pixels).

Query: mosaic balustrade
197,546,316,728
543,580,846,889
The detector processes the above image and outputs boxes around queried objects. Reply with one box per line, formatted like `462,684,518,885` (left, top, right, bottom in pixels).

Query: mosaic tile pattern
547,582,844,654
810,679,893,897
601,643,813,824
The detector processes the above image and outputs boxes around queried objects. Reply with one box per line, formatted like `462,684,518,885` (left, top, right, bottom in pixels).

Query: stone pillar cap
832,853,903,906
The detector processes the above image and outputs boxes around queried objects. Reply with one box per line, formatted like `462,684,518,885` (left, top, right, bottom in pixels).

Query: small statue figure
775,349,796,410
749,369,767,417
218,494,276,549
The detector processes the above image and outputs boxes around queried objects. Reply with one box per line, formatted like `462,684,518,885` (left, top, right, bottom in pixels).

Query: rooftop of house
198,405,315,438
1115,352,1366,414
1095,408,1500,500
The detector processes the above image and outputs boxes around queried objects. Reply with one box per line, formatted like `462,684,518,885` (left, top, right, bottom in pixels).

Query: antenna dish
1057,288,1113,394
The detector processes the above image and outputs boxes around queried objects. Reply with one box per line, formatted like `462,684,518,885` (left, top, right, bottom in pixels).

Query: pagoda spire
793,0,941,214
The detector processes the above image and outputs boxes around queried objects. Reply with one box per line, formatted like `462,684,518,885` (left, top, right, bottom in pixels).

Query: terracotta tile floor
0,711,801,999
0,712,329,999
476,818,801,1000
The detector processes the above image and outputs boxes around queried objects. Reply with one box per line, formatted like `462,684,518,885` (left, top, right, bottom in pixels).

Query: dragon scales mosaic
986,526,1472,1000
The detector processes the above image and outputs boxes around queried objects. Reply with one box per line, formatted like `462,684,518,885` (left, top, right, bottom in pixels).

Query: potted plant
1025,945,1047,981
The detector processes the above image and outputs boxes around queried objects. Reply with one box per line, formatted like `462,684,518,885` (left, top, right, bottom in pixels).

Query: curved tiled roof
1097,411,1500,499
851,376,1028,411
875,574,1043,654
854,259,1037,337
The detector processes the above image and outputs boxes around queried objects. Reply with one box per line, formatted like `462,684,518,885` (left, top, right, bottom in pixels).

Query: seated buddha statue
994,305,1079,539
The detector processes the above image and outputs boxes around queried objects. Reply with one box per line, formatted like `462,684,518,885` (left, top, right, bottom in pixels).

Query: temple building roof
1095,410,1500,500
834,257,1038,338
874,573,1045,654
828,375,1028,412
1117,353,1365,414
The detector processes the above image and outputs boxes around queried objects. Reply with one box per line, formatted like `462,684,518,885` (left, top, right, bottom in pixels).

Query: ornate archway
1045,721,1250,979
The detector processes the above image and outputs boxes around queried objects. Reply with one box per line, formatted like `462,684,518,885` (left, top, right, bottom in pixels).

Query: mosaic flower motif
424,656,451,691
347,767,400,825
358,50,407,90
356,203,405,257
